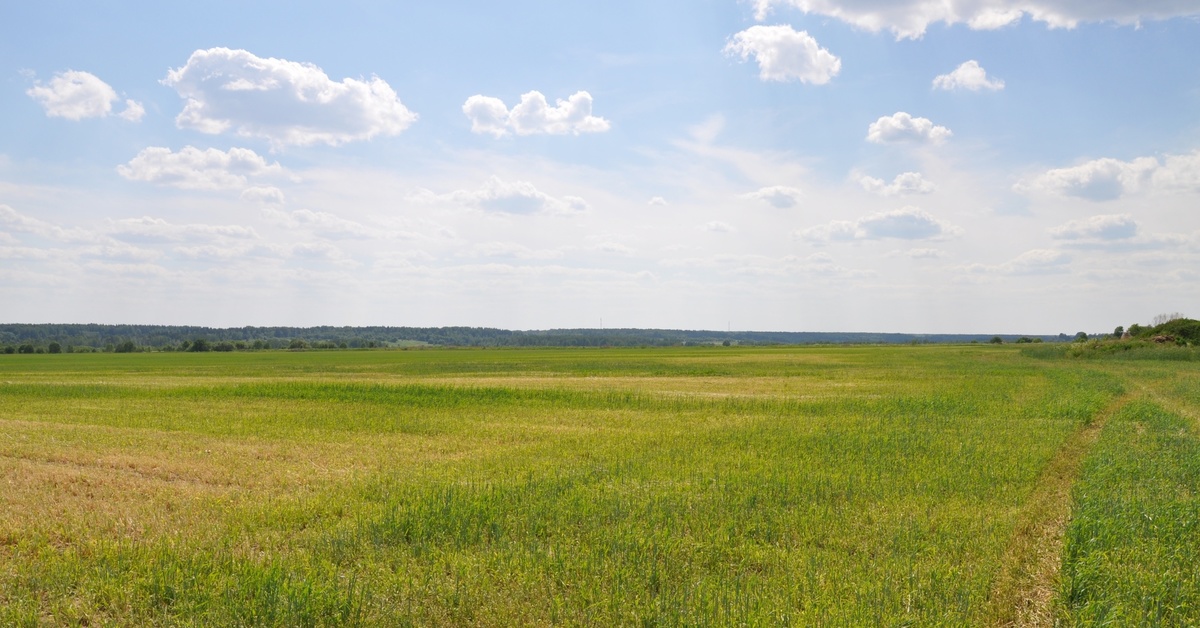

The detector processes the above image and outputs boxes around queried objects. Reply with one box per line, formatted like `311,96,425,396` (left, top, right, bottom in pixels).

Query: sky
2,1,1199,334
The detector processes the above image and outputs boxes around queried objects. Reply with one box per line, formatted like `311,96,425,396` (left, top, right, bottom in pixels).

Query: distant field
1,346,1197,625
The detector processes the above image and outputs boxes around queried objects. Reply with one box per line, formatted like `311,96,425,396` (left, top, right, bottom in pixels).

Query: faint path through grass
987,389,1134,627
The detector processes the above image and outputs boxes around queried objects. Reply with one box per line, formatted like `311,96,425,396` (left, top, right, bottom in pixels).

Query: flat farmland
1,346,1197,626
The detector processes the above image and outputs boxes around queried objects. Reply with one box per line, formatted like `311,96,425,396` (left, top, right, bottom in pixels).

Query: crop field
1,346,1197,626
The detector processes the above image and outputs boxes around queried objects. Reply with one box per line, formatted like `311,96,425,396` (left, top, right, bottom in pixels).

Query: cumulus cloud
1049,214,1138,241
1018,154,1196,201
749,0,1200,39
859,172,936,196
800,207,961,242
462,91,610,137
648,196,669,206
117,146,286,191
163,47,416,146
723,25,841,84
867,112,952,144
118,99,146,122
26,70,143,121
742,185,803,208
413,176,589,215
933,60,1005,91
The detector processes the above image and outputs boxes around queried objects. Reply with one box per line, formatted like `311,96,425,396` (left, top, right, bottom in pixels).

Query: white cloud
79,244,163,263
749,0,1200,39
898,248,946,259
689,114,726,144
163,47,417,147
723,25,841,84
117,146,286,191
933,60,1005,91
240,186,286,205
463,91,610,137
1049,214,1138,240
414,176,589,215
648,196,669,206
103,217,260,244
800,207,961,241
859,172,936,196
1024,156,1159,201
290,241,355,265
867,112,952,144
26,70,143,121
741,185,803,208
118,99,146,122
700,221,736,233
1047,215,1191,251
0,204,98,243
964,249,1071,275
474,241,565,260
1152,151,1200,192
262,208,415,240
106,216,259,242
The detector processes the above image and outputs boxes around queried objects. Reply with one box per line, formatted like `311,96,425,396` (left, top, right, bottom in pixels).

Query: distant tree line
0,323,1077,354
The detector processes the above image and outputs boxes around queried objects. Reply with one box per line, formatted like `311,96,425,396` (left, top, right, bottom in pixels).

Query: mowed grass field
1,346,1197,626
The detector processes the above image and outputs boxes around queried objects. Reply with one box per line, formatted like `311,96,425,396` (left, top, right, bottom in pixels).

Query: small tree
18,344,35,354
1113,326,1124,339
990,336,1003,344
3,346,15,354
1151,312,1185,326
188,338,211,352
1074,331,1088,343
48,342,62,354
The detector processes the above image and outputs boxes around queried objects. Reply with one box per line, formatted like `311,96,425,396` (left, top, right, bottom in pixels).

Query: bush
1150,318,1200,344
47,342,62,354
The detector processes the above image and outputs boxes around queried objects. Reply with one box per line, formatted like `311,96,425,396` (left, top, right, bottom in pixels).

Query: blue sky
2,1,1199,334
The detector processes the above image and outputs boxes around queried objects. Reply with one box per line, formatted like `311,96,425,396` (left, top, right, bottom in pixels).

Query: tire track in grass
986,391,1134,627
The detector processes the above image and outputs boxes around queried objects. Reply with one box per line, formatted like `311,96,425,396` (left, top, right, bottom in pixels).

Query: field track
986,392,1131,627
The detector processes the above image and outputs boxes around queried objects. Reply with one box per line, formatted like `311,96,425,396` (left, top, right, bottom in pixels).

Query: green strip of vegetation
1056,399,1200,624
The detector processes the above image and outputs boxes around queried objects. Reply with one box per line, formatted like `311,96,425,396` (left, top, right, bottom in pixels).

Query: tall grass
1056,399,1200,624
0,346,1178,624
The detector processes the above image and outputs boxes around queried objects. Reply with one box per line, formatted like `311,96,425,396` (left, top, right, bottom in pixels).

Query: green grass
0,346,1195,625
1057,399,1200,624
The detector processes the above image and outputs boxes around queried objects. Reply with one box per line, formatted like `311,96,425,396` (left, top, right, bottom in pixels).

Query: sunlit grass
0,346,1192,624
